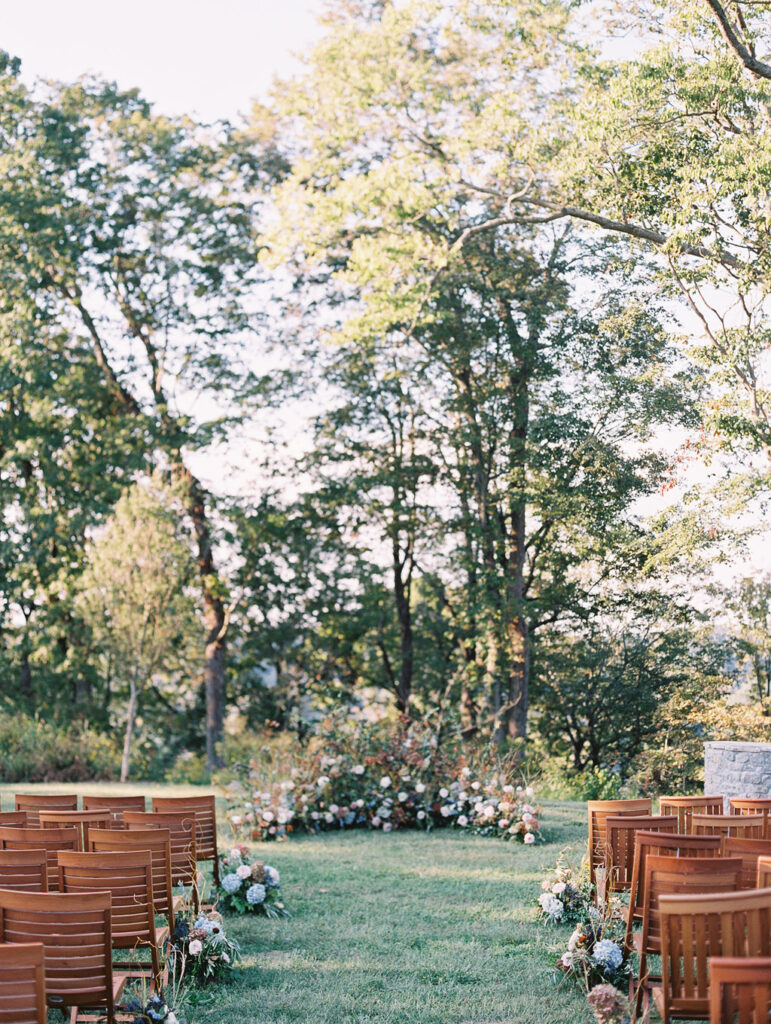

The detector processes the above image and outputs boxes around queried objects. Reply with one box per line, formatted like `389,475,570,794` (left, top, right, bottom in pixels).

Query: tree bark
392,538,413,713
121,673,138,782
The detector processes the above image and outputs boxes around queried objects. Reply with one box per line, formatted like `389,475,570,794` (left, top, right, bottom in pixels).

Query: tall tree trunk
392,538,413,714
181,466,227,771
121,674,138,782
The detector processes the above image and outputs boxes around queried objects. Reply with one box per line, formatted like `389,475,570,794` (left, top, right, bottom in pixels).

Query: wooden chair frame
709,956,771,1024
0,812,28,827
0,888,127,1023
13,794,78,827
39,810,114,851
723,836,771,890
730,798,771,840
87,826,175,934
124,811,198,909
152,795,220,885
0,825,79,891
0,849,49,892
758,856,771,889
604,815,678,900
625,830,722,945
656,886,771,1024
692,813,765,840
82,794,146,827
659,796,724,834
0,941,47,1024
58,849,163,986
587,799,652,889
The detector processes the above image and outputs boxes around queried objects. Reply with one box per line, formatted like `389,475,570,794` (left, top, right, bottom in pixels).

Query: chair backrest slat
723,837,771,890
0,826,79,891
13,794,78,828
659,887,771,1024
757,857,771,890
658,796,724,834
152,795,219,882
586,799,652,886
87,826,174,933
39,810,113,851
124,811,197,887
0,850,49,892
709,957,771,1024
0,889,114,1019
0,942,46,1024
730,799,771,840
82,794,146,827
693,814,765,840
0,812,28,828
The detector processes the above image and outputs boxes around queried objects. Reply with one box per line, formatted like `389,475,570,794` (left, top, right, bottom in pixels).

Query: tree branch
702,0,771,79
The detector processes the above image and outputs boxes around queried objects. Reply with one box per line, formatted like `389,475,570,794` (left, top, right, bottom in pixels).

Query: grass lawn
0,785,591,1024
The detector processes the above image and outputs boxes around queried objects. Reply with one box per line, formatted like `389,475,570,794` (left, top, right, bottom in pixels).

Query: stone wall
704,740,771,808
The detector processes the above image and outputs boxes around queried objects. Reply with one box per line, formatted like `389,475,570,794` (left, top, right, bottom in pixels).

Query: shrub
0,711,121,782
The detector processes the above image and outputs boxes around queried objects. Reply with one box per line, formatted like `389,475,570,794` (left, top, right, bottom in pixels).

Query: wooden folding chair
0,825,78,891
655,886,771,1024
587,799,652,890
88,826,176,934
634,855,744,1006
124,811,198,909
58,850,165,986
13,794,78,827
758,857,771,889
730,798,771,840
709,957,771,1024
0,812,28,827
693,814,765,840
723,837,771,890
659,796,724,834
39,810,113,851
0,888,127,1023
604,815,677,901
625,830,722,944
0,941,47,1024
152,794,220,885
82,794,146,827
0,850,49,892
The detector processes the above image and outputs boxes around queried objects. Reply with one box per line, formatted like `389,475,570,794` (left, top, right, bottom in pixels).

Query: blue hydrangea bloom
221,873,242,894
193,916,214,934
264,866,280,888
592,939,623,970
246,883,266,905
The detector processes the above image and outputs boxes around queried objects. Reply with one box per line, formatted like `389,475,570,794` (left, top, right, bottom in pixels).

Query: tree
0,59,279,766
724,575,771,712
76,475,198,781
259,2,697,744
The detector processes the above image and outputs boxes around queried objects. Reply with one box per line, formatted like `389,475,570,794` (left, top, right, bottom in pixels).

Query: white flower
458,790,467,802
236,864,252,880
189,939,203,955
371,815,382,827
440,805,452,817
524,832,535,844
560,951,574,968
538,892,563,920
329,804,339,815
382,822,393,832
379,807,391,818
355,799,364,808
552,882,566,894
352,764,365,775
229,847,242,860
380,776,392,788
461,766,472,778
324,812,334,823
483,804,496,819
262,810,274,823
416,810,426,820
231,815,242,826
415,782,426,793
526,786,535,798
471,781,481,791
503,784,514,794
316,776,330,788
499,818,510,829
457,814,468,826
439,787,449,798
167,1015,179,1024
277,808,292,824
310,811,320,820
398,791,408,802
568,929,581,951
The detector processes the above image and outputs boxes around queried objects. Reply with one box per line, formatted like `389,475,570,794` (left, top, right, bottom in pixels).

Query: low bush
0,711,121,782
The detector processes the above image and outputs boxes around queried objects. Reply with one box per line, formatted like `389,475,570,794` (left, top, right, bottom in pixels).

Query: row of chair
586,797,771,1023
0,792,222,1020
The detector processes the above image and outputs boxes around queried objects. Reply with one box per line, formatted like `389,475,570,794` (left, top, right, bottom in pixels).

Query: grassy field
0,785,590,1024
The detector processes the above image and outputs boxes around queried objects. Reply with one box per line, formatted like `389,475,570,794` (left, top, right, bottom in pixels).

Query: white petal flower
415,782,426,794
439,787,449,798
189,939,203,955
380,776,392,788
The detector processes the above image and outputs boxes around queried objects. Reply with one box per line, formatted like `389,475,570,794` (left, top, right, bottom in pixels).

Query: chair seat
650,985,709,1021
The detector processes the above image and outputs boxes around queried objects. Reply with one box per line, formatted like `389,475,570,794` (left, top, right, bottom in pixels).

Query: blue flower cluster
246,883,266,905
221,873,241,894
264,866,280,888
591,939,623,970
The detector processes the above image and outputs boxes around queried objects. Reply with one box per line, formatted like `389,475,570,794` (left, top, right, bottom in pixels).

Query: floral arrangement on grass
556,906,632,994
125,993,185,1024
166,911,240,987
586,984,632,1024
537,859,593,923
224,715,544,843
216,844,288,918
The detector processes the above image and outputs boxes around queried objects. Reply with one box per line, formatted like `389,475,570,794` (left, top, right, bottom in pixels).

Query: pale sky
3,0,325,121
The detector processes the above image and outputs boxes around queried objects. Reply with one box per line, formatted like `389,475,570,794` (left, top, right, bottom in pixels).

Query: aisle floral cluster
166,909,240,988
216,844,288,918
537,860,593,924
126,994,185,1024
226,735,542,844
